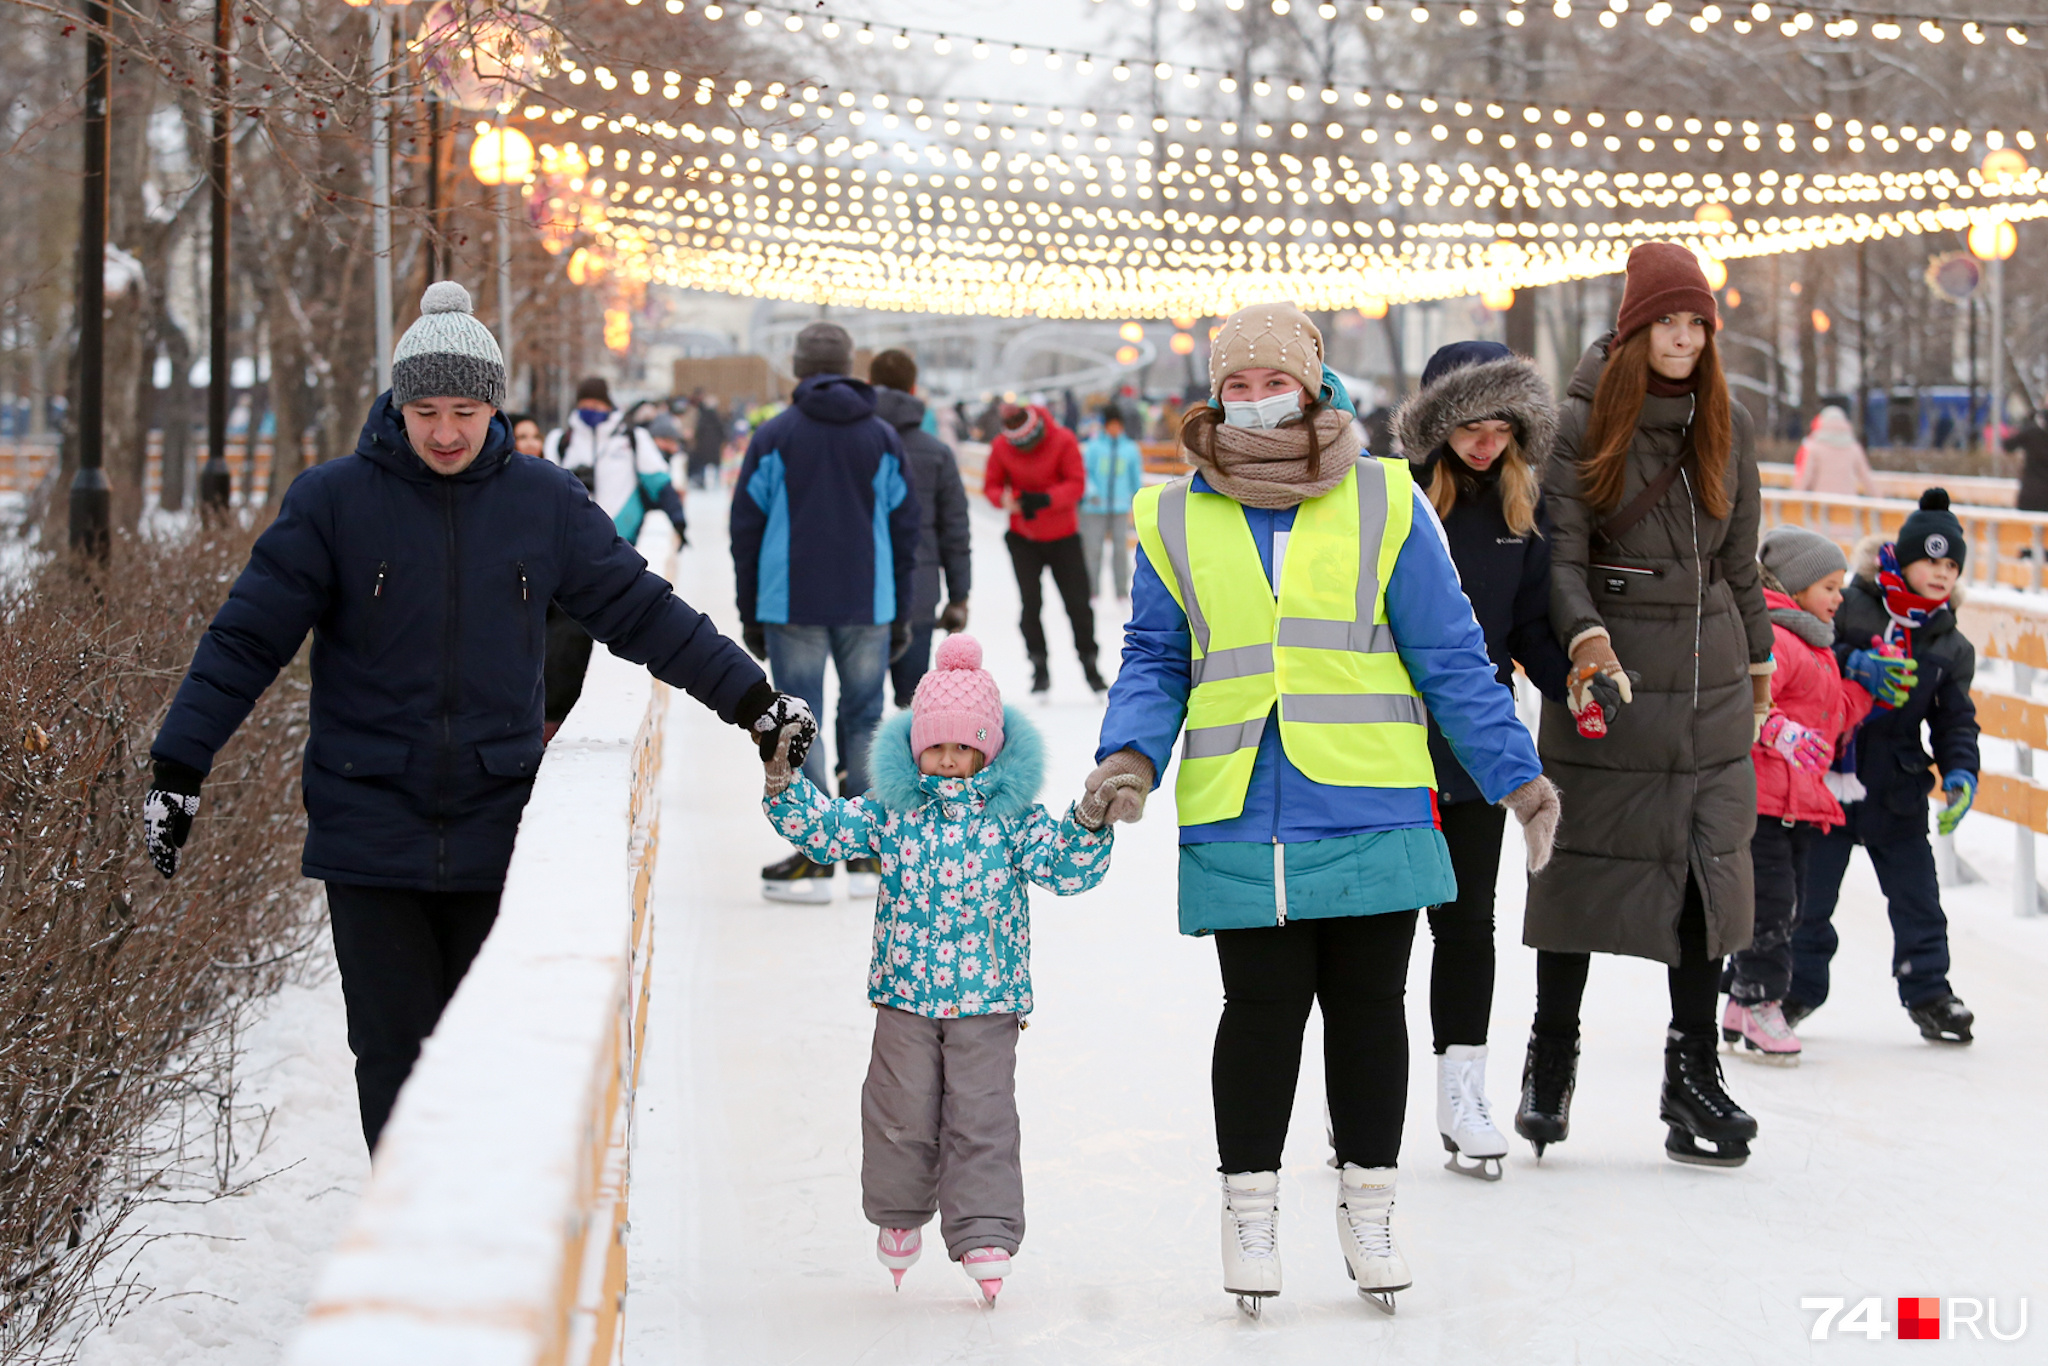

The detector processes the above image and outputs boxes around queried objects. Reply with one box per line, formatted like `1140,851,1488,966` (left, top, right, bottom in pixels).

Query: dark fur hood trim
1394,353,1559,467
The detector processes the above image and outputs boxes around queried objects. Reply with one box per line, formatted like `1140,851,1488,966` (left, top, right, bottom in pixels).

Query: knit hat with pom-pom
392,281,506,408
1896,487,1967,571
910,634,1005,762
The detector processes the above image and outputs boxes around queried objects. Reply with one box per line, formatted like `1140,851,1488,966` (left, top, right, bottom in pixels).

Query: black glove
735,681,817,770
890,621,912,663
939,599,969,632
144,758,205,879
742,622,768,661
1018,491,1052,519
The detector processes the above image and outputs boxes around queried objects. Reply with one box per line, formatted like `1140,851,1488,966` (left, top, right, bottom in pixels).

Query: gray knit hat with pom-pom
392,281,505,408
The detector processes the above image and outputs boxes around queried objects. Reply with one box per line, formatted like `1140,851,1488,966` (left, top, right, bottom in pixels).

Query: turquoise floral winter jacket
762,706,1112,1019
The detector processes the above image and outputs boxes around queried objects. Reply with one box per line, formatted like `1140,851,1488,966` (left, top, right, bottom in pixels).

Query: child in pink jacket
1722,526,1876,1063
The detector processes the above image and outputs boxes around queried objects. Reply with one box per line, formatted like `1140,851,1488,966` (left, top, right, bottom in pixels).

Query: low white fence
286,524,675,1366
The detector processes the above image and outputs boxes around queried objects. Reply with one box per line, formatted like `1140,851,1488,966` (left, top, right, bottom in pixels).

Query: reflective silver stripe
1156,478,1210,657
1182,716,1268,761
1189,642,1275,685
1280,693,1427,725
1353,456,1389,627
1274,619,1398,653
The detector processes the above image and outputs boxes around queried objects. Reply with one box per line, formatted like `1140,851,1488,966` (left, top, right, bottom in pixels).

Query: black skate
1908,994,1974,1044
1780,998,1817,1031
1081,654,1108,695
1029,653,1051,695
1514,1033,1578,1160
1660,1030,1758,1167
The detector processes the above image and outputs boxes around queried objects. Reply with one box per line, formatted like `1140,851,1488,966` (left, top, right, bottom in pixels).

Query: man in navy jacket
145,283,813,1149
730,321,920,902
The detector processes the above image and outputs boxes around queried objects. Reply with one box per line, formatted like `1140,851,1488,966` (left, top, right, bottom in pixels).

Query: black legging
1428,799,1506,1052
1004,530,1096,664
1212,911,1419,1172
1532,874,1720,1042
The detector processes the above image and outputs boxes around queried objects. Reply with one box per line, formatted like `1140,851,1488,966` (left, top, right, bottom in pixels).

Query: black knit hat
1896,488,1967,570
575,376,614,407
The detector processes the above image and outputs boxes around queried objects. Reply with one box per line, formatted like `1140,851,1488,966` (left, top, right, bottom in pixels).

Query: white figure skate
1336,1164,1411,1314
1437,1044,1509,1180
1220,1171,1282,1318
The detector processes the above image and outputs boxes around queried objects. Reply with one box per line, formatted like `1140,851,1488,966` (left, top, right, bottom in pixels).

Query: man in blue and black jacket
731,321,921,903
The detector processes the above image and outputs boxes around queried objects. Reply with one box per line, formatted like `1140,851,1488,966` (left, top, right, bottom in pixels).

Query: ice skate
1514,1033,1578,1160
845,856,882,900
1028,653,1051,696
1437,1044,1508,1180
761,850,833,904
1220,1171,1281,1317
1081,653,1108,696
1908,993,1974,1044
875,1226,921,1289
960,1246,1009,1304
1660,1029,1758,1167
1781,997,1817,1030
1721,998,1801,1065
1335,1165,1410,1314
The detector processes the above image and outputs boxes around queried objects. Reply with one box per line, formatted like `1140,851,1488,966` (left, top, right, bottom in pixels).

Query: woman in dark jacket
1523,243,1775,1168
1396,341,1570,1180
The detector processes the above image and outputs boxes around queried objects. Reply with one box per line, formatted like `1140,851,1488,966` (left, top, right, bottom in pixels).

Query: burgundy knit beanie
910,634,1005,762
1614,242,1720,344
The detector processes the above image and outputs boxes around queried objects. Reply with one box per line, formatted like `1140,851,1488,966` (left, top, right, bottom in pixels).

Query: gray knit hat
792,321,854,379
1759,524,1848,596
392,281,506,408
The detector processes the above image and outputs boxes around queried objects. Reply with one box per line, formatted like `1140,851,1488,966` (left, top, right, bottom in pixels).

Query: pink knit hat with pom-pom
911,634,1005,761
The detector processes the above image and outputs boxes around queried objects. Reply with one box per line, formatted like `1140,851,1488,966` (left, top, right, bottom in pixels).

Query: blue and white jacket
730,374,920,627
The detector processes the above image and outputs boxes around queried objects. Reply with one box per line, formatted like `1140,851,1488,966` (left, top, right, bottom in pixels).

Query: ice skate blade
761,881,833,905
1359,1288,1401,1315
846,874,880,899
1734,1046,1800,1067
1440,1133,1505,1180
1233,1291,1274,1319
889,1269,905,1290
976,1279,1003,1305
1664,1130,1750,1168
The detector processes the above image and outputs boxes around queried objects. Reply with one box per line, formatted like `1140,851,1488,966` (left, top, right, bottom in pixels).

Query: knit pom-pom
934,633,983,671
1920,487,1951,511
420,280,474,315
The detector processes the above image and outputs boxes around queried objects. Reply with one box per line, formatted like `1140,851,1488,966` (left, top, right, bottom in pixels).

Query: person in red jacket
985,403,1105,694
1722,525,1876,1064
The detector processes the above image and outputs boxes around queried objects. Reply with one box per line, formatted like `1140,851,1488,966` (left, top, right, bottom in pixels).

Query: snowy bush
0,527,316,1363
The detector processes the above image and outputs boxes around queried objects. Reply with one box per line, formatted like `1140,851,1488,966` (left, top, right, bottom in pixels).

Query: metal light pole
370,5,394,393
69,0,111,557
198,0,234,510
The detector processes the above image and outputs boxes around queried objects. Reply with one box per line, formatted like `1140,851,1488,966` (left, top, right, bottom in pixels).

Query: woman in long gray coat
1517,243,1775,1169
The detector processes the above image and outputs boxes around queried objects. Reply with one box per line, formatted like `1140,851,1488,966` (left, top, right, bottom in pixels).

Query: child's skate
875,1226,921,1289
961,1246,1009,1305
1721,998,1802,1065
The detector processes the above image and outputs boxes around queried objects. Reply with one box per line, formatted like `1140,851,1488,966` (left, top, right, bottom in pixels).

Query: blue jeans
766,624,890,796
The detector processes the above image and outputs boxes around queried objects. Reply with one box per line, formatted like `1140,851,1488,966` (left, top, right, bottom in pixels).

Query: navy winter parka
151,395,766,891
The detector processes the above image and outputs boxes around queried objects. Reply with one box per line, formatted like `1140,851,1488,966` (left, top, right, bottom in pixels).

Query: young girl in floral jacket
761,634,1113,1305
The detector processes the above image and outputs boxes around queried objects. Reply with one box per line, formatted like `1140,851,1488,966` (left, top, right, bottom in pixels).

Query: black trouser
1212,911,1419,1172
1532,874,1720,1042
1792,812,1952,1009
890,619,936,707
544,602,594,724
326,882,503,1151
1428,799,1506,1052
1004,530,1096,665
1723,815,1814,1003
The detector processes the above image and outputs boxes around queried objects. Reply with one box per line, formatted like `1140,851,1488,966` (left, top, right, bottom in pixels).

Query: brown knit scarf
1187,407,1361,509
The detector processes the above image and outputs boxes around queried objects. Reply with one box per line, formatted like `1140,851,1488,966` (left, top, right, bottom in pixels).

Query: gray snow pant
1077,510,1132,598
861,1006,1024,1258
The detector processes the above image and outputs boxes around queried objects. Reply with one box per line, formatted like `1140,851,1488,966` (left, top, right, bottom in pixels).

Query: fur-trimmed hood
866,704,1046,818
1396,352,1559,466
1850,532,1967,608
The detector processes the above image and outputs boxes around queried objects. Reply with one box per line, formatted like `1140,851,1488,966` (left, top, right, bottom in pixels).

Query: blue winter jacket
730,374,920,627
152,395,766,891
1080,433,1144,515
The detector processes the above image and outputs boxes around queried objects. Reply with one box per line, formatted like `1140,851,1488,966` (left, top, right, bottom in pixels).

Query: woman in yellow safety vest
1075,302,1558,1317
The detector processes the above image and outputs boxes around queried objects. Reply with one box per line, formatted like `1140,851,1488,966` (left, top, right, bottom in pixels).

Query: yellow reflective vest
1131,456,1435,826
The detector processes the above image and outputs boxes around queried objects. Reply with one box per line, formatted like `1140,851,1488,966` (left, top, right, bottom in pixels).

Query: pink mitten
1760,713,1831,774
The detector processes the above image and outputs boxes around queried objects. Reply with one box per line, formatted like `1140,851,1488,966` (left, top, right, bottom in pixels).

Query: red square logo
1899,1297,1941,1340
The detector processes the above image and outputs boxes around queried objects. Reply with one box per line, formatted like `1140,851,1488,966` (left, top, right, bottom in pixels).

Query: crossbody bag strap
1595,439,1691,546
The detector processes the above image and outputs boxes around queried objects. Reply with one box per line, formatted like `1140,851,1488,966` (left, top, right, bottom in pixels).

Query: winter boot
1081,653,1108,695
960,1246,1010,1305
845,856,882,899
876,1226,921,1289
1908,993,1974,1043
1722,998,1801,1065
1660,1028,1759,1167
1335,1165,1410,1314
1220,1171,1281,1316
1029,653,1051,695
1514,1033,1578,1160
761,850,833,904
1437,1044,1509,1179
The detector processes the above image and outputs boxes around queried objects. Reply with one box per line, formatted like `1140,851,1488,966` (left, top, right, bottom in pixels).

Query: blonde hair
1428,432,1541,538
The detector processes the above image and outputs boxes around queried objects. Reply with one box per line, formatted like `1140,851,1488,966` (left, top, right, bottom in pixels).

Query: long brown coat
1523,342,1773,965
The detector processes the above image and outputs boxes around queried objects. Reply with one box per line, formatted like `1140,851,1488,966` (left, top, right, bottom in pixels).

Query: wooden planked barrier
1952,592,2048,916
0,436,307,503
1760,488,2048,593
1757,462,2019,508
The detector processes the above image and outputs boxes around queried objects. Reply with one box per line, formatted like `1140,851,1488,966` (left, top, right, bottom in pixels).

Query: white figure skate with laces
1336,1164,1411,1314
1437,1044,1509,1180
1220,1171,1281,1318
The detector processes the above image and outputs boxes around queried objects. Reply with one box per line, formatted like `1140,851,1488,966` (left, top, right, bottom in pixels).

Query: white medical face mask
1221,389,1303,430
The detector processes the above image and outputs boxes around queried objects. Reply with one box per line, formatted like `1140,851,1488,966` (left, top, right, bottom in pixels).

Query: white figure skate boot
1437,1044,1510,1180
1220,1171,1282,1317
1336,1164,1411,1314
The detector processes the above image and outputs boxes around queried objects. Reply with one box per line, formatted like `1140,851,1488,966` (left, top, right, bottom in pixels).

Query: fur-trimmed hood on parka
1393,352,1560,467
866,704,1046,818
1850,533,1967,608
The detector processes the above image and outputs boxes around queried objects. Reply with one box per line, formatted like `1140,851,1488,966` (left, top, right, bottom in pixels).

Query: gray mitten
1500,774,1562,873
1077,749,1156,829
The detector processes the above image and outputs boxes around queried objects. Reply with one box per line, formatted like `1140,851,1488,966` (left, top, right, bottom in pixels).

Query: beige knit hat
1208,302,1325,401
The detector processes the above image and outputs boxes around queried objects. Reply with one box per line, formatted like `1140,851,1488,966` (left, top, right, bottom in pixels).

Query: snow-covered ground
68,488,2045,1362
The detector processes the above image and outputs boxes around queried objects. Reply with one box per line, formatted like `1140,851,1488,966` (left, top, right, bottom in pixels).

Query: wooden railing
1759,489,2048,593
1757,462,2018,508
0,435,311,504
1951,592,2048,916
